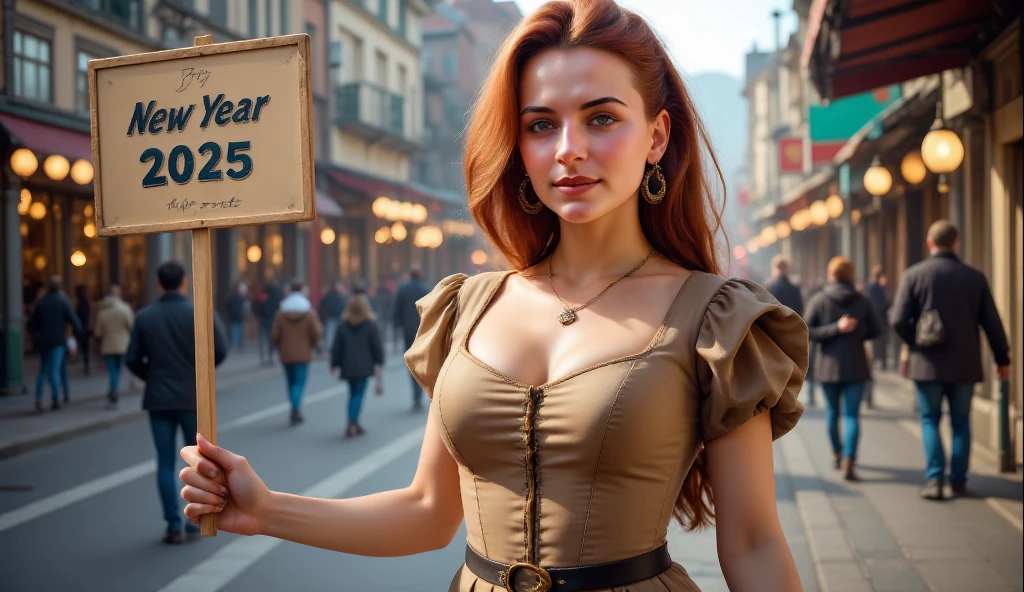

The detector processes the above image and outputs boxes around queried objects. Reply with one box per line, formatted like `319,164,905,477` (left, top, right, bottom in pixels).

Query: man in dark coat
318,280,348,353
890,220,1010,500
27,276,82,412
764,255,804,315
863,265,890,370
253,279,283,365
393,268,431,410
125,261,228,544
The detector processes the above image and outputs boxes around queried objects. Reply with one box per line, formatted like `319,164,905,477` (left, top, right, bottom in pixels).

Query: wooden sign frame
87,34,315,236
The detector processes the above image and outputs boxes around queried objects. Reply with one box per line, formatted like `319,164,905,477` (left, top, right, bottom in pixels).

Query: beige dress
405,270,807,592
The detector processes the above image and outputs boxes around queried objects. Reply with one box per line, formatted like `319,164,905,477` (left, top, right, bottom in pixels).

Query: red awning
0,114,93,162
803,0,996,101
327,167,444,210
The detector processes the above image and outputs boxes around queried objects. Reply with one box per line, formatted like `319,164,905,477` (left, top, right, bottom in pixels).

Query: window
248,0,259,38
378,0,388,26
279,0,289,33
13,29,52,103
76,50,98,114
306,22,317,59
265,0,272,36
73,0,143,31
209,0,228,27
398,0,407,37
443,53,456,79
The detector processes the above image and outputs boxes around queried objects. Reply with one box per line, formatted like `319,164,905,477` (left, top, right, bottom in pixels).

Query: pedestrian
864,265,890,370
224,281,249,353
889,220,1011,500
254,278,283,366
764,255,803,314
72,285,93,376
125,261,228,544
330,292,384,438
392,268,430,411
271,279,323,425
318,280,348,354
26,276,82,412
179,3,809,587
91,284,134,406
801,279,824,407
804,256,881,481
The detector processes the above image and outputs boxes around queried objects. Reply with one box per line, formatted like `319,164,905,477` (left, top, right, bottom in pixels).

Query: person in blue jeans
804,256,881,481
125,261,228,543
271,280,323,426
27,276,82,412
92,285,135,406
889,221,1011,499
331,292,384,437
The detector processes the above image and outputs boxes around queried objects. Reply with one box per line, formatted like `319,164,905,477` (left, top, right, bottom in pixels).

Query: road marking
0,385,345,534
157,426,425,592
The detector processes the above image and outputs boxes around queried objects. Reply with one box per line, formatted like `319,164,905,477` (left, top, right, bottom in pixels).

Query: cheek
591,129,649,189
518,134,551,178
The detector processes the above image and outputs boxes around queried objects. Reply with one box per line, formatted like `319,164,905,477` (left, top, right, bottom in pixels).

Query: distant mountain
685,72,746,192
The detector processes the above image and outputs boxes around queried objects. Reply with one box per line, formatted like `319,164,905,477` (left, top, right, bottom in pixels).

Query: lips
554,176,599,187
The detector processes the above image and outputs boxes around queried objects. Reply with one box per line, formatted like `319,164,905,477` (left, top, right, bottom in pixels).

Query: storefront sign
88,35,314,235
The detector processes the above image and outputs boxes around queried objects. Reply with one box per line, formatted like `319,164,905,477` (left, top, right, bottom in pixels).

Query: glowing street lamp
921,104,964,195
863,156,892,197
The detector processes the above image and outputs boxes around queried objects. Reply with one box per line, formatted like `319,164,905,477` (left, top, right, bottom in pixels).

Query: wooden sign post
88,34,315,536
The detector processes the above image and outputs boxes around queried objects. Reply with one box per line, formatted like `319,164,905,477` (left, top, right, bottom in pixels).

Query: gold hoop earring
641,162,667,205
518,177,544,215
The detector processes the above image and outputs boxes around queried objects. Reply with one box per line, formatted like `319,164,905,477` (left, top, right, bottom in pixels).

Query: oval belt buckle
503,562,553,592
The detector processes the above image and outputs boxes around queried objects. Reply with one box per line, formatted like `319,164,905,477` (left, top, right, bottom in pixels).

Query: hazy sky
512,0,799,80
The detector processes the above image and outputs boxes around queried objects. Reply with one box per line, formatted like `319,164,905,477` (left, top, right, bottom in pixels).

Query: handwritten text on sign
91,38,313,235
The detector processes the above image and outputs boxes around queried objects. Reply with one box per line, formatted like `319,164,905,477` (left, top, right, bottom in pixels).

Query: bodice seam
578,357,640,566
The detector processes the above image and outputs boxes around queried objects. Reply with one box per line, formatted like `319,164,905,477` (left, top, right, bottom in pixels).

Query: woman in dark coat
330,292,384,437
805,256,882,480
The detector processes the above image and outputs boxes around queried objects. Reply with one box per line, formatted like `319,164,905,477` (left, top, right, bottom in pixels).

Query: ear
647,109,671,164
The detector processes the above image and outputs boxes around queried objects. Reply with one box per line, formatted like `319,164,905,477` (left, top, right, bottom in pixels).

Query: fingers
181,484,227,507
180,466,229,497
196,434,244,471
183,502,225,521
180,445,228,487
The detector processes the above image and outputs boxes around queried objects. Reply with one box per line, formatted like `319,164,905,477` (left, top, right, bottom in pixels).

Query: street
0,352,1020,592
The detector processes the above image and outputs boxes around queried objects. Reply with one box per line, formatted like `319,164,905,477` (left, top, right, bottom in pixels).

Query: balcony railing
335,81,409,141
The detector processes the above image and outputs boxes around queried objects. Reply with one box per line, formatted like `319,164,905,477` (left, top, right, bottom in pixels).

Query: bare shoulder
641,256,693,281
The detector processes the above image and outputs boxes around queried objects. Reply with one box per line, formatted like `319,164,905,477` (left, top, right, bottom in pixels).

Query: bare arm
180,402,464,556
707,412,802,592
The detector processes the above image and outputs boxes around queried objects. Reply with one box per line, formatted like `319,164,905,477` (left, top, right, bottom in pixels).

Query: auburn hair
463,0,726,530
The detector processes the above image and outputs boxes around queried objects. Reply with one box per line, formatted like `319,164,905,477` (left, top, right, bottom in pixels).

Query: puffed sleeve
697,279,807,442
404,274,468,399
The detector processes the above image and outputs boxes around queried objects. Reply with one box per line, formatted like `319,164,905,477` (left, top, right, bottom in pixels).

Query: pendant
557,308,577,327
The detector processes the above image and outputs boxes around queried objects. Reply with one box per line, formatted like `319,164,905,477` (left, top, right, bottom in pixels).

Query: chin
551,201,610,224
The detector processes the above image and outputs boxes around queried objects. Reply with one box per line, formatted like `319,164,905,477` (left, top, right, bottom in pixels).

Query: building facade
752,0,1022,466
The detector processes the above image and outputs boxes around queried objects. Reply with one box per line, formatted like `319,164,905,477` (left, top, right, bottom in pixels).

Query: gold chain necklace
548,248,656,327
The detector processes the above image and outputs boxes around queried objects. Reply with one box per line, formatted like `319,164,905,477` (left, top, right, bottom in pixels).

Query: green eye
592,114,616,126
528,120,554,132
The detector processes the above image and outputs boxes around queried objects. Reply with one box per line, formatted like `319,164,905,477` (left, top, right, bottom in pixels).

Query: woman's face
517,47,669,225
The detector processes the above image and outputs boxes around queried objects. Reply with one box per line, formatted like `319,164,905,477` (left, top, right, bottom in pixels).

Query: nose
555,123,587,166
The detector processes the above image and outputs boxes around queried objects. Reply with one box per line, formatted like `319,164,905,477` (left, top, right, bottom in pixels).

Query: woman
271,279,323,426
330,292,384,438
179,2,807,590
804,257,881,481
91,285,134,406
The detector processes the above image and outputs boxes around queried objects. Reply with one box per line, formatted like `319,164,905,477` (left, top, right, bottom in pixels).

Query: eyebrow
519,96,627,116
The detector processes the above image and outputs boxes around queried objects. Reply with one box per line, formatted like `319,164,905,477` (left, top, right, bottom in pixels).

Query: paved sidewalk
0,346,283,459
790,375,1023,592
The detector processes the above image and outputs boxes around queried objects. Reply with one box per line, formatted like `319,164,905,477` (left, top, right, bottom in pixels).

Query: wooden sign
88,34,315,235
88,34,315,537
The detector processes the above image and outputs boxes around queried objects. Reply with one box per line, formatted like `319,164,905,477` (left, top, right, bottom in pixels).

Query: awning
0,114,92,162
780,168,835,217
803,0,998,101
327,166,465,210
316,190,344,218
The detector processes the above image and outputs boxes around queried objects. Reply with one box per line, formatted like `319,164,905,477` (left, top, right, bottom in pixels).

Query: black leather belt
464,543,672,592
